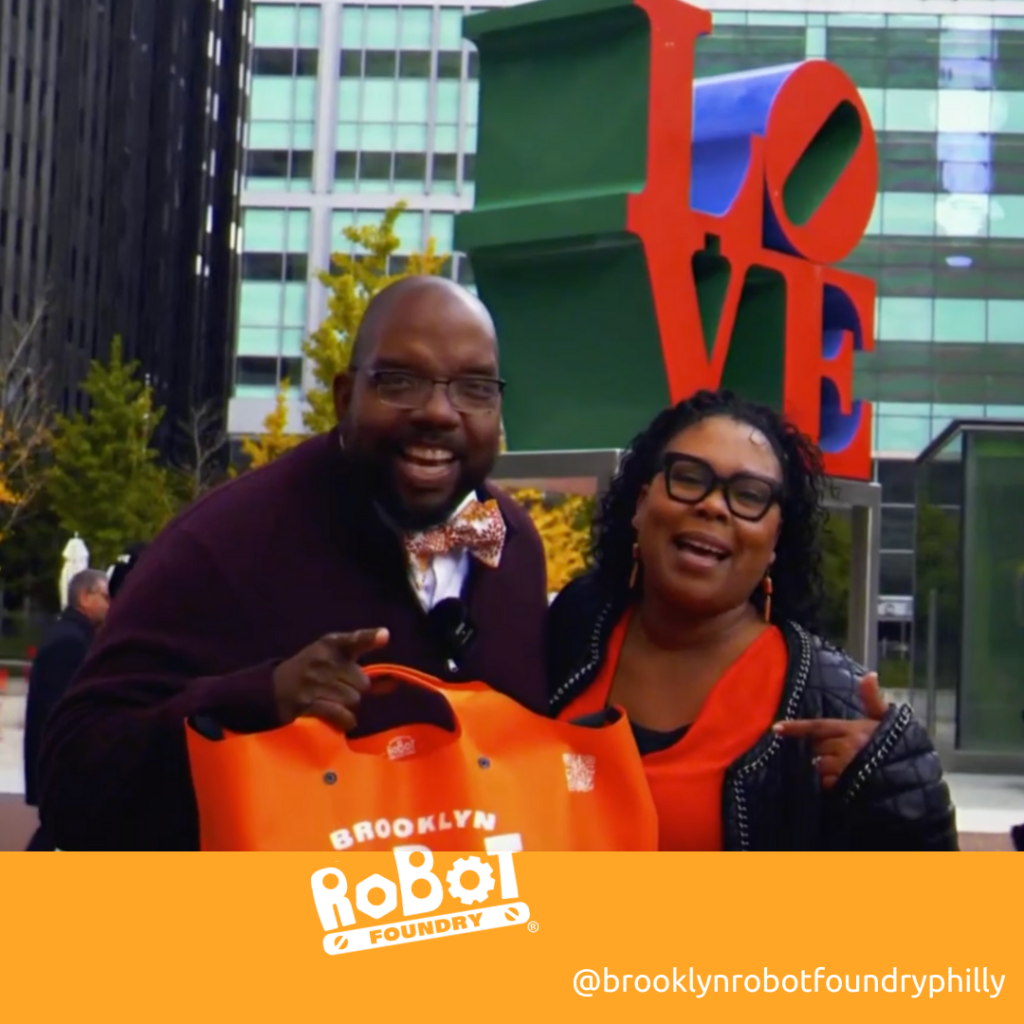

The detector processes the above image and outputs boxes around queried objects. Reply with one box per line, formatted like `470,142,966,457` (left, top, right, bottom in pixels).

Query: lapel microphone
427,597,478,671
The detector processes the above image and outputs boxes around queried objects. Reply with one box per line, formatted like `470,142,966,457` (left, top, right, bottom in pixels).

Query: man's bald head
350,276,497,369
333,274,504,530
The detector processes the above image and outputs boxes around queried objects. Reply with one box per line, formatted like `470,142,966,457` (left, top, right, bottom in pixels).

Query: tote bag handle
348,663,475,743
188,662,476,744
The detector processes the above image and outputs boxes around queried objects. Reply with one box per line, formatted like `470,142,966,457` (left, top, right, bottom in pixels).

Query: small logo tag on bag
562,753,596,793
387,735,417,760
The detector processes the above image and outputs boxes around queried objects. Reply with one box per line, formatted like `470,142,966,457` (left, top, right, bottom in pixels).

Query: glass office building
231,0,1024,623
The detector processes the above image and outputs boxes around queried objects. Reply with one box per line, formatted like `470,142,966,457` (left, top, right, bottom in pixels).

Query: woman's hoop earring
629,542,640,590
762,572,773,623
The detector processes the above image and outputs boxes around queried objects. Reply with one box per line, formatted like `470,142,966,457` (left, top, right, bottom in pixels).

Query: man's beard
345,450,479,532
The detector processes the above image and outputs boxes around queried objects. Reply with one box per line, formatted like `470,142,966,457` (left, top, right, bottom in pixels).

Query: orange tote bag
184,664,657,852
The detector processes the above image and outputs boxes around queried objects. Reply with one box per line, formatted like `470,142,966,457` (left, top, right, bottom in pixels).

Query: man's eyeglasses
661,453,782,522
361,368,506,414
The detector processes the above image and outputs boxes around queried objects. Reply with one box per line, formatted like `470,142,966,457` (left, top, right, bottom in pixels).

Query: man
23,570,110,809
37,276,549,850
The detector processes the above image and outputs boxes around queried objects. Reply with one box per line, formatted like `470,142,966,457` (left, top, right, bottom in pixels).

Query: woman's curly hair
591,389,829,633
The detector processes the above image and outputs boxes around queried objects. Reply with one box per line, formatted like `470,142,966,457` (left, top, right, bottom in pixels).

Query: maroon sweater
37,433,549,850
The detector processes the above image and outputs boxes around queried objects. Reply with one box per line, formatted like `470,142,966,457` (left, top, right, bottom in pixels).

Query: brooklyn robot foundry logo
312,849,531,955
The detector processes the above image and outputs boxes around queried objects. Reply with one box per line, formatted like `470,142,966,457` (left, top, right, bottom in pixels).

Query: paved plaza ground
0,689,1020,852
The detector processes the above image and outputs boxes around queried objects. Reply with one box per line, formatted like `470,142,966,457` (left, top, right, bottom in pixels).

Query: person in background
38,276,549,851
23,570,110,811
547,389,957,851
107,543,149,600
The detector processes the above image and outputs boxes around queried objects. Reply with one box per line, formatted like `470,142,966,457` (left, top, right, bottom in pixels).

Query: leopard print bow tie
405,498,507,570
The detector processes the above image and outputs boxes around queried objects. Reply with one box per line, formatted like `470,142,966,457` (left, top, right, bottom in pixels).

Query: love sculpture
454,0,878,481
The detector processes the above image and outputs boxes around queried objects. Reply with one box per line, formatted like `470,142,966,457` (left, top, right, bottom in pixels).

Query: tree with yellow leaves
301,201,448,434
0,450,18,544
236,379,303,472
508,488,595,593
0,471,14,508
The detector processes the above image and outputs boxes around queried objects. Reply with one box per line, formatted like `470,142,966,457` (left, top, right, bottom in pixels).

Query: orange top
559,612,788,851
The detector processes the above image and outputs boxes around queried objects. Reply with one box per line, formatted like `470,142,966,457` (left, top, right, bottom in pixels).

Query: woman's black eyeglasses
661,453,782,522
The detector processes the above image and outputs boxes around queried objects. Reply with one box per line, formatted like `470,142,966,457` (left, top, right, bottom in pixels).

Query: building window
236,356,280,388
334,4,474,198
246,4,321,192
234,207,310,396
695,24,807,79
881,505,915,551
877,459,916,505
880,552,914,596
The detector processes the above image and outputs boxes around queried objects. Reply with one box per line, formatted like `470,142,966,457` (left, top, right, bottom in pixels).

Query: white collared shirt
407,492,474,611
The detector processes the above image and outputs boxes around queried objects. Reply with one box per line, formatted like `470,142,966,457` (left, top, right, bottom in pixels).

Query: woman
547,390,957,851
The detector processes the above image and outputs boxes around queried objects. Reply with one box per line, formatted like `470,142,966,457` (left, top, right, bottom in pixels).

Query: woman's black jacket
547,574,958,851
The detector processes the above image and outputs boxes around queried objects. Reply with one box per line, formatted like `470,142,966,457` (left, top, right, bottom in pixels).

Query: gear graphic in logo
445,856,495,905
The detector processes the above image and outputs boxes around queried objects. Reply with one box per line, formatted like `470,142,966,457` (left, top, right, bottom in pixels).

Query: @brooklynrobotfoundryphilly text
572,967,1007,999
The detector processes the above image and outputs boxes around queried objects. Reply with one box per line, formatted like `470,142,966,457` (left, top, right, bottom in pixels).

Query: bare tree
0,301,53,543
175,400,229,500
